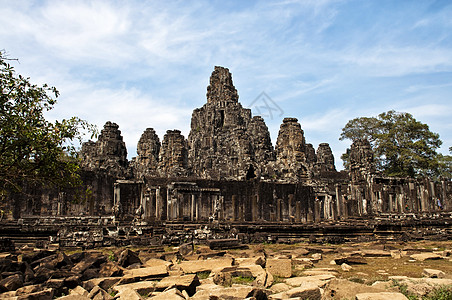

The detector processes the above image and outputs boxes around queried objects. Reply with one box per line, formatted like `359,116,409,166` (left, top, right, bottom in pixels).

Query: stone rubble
0,240,450,300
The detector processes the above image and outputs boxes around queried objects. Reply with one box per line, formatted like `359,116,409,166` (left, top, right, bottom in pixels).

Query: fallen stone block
355,292,409,300
113,281,157,296
143,258,172,268
271,283,321,300
234,256,265,267
266,258,291,278
0,291,17,299
118,249,142,268
71,253,106,274
69,285,89,297
15,284,43,296
341,263,352,271
98,261,123,277
207,239,245,250
422,268,445,278
269,282,290,293
191,285,261,300
58,295,90,300
155,274,200,296
121,265,168,283
302,268,338,276
16,287,54,300
87,285,113,300
149,288,185,300
85,277,121,291
285,274,335,289
178,242,194,256
410,253,442,261
115,288,143,300
0,274,24,292
179,257,233,274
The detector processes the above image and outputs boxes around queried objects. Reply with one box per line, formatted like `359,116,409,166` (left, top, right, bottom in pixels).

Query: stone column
166,189,171,220
114,183,120,208
252,195,258,222
191,194,195,221
335,185,342,219
389,194,393,212
219,196,224,221
314,198,321,222
232,195,236,221
295,201,301,223
277,199,282,222
155,188,160,220
288,194,294,220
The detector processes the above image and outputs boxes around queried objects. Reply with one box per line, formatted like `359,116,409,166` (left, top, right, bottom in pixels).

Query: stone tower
159,130,189,177
80,121,129,178
314,143,336,174
273,117,310,182
188,66,274,180
349,139,375,182
133,128,160,178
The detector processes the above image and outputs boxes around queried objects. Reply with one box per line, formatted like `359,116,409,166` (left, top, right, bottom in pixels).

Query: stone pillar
196,193,201,221
167,189,171,220
191,194,195,221
114,183,120,208
288,194,294,220
295,201,301,223
219,196,224,221
335,185,342,219
144,191,150,220
276,199,282,222
388,194,393,212
232,195,237,221
155,188,161,220
314,198,321,222
252,195,258,221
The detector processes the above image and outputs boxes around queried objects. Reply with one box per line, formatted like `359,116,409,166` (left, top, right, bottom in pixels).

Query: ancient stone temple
3,66,451,226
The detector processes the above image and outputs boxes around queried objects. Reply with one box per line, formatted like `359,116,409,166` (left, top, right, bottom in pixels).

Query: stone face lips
80,66,337,183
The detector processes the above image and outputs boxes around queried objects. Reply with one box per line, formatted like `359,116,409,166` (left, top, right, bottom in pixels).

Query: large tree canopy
340,110,443,178
0,51,96,198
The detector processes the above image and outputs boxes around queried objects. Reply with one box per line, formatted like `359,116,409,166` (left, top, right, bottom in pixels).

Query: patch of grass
231,276,255,285
197,271,211,280
107,250,116,262
272,275,285,284
424,285,452,300
391,280,417,300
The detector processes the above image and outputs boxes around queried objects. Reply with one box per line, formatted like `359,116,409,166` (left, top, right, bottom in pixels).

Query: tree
340,110,442,178
0,51,96,200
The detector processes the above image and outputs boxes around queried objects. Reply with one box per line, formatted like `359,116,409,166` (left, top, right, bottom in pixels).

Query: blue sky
1,0,451,170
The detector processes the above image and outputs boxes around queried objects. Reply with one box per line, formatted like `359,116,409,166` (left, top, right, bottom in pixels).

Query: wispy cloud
1,0,452,167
